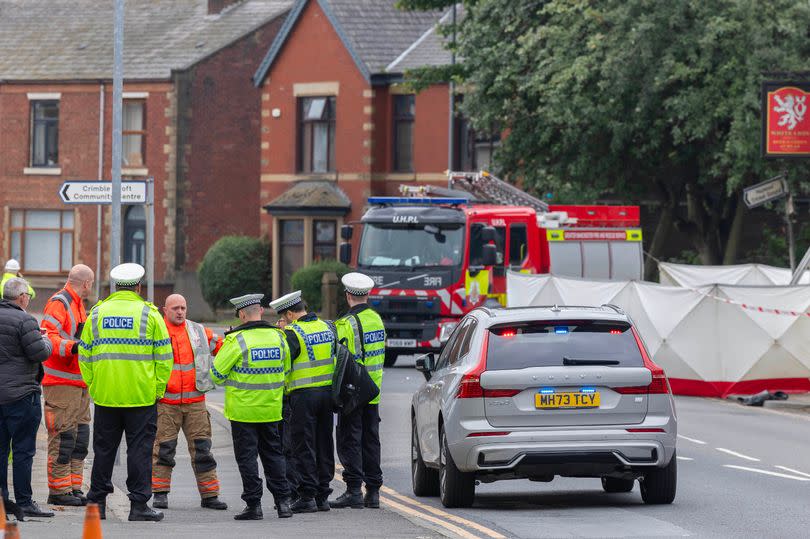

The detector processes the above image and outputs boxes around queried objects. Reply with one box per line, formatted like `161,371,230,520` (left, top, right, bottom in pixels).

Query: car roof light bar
367,197,468,206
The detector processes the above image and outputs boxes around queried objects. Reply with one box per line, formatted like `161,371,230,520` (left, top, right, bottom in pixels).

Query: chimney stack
208,0,241,15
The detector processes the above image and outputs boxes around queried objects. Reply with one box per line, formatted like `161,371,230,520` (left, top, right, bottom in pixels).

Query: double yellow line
208,402,504,538
378,485,505,539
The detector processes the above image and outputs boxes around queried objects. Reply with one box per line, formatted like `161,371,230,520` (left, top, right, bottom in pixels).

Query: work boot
276,498,293,518
234,504,263,520
19,500,54,517
290,497,317,513
47,493,83,507
364,488,380,509
71,490,88,506
329,489,364,509
128,502,164,522
201,496,228,510
92,499,107,520
315,496,330,512
152,492,168,509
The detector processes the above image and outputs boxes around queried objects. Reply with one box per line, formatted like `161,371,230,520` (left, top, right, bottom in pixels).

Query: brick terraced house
253,0,497,296
0,0,291,315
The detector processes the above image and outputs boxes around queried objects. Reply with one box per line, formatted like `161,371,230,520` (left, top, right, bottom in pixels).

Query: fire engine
339,172,643,367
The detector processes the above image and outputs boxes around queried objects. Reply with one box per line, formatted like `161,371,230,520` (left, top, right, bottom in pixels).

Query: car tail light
626,428,665,433
457,331,489,399
613,328,671,395
467,431,511,437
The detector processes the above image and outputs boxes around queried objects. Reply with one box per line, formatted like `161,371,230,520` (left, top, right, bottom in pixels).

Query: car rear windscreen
486,320,644,370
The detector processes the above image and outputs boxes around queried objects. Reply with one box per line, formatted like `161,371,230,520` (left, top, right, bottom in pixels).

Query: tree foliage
403,0,810,266
198,236,271,311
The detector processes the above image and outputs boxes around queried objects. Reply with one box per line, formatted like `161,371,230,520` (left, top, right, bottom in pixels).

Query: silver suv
411,305,677,508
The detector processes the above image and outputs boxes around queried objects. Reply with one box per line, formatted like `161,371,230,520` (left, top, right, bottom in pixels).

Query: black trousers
289,387,334,500
0,392,41,504
337,403,382,490
88,404,157,505
230,420,290,505
280,396,299,494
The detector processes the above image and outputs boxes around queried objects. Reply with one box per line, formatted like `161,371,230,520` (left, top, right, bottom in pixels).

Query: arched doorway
124,205,146,266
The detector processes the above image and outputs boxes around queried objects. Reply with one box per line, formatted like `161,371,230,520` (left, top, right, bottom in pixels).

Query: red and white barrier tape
701,291,810,317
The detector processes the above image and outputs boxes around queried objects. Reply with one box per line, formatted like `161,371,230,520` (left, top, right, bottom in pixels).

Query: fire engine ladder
446,171,549,213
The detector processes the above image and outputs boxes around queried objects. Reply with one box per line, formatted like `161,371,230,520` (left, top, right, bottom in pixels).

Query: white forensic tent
507,272,810,397
659,261,810,287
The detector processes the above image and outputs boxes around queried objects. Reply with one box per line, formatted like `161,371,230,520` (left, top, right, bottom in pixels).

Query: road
16,356,810,538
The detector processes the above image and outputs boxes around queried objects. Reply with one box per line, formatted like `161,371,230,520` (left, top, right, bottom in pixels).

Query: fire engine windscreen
358,223,464,267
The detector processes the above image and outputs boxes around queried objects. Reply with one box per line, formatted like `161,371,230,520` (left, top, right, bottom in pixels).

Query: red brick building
0,0,290,315
253,0,495,296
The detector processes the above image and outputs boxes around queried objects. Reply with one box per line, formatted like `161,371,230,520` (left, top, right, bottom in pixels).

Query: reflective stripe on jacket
210,323,289,422
41,285,87,388
335,305,385,404
286,318,335,393
78,290,172,407
161,319,222,405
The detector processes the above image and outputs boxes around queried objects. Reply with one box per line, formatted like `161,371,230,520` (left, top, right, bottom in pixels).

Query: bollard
321,272,339,320
82,503,103,539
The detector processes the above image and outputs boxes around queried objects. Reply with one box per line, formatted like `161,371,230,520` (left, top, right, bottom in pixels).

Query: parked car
411,304,677,508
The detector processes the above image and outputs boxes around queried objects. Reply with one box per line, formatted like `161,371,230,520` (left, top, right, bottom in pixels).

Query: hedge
290,259,351,313
198,236,271,311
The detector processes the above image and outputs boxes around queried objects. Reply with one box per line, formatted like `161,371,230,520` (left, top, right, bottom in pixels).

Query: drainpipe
97,82,105,300
447,3,457,186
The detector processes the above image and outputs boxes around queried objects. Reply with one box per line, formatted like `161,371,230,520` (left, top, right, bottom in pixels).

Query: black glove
74,322,85,339
71,342,79,355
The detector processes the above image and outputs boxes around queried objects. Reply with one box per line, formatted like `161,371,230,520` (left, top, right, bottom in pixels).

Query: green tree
402,0,810,272
198,236,271,311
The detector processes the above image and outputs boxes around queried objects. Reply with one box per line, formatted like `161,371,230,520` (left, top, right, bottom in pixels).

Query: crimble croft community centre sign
763,82,810,157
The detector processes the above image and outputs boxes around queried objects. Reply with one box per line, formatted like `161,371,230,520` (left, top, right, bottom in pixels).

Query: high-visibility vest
161,319,222,405
78,290,173,407
336,305,385,404
1,272,35,299
286,318,335,393
41,285,87,388
210,324,289,422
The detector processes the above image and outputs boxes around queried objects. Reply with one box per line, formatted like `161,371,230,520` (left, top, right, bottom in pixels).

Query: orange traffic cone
5,520,21,539
82,503,103,539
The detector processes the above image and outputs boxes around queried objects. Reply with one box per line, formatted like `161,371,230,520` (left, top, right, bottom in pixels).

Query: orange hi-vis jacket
41,284,87,388
161,317,222,405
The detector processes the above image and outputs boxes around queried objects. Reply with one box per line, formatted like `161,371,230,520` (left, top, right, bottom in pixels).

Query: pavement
8,356,810,538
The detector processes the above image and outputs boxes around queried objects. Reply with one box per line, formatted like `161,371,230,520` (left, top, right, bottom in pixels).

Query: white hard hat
5,259,20,272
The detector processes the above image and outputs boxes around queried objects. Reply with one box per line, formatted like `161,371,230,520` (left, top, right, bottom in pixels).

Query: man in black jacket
0,277,54,518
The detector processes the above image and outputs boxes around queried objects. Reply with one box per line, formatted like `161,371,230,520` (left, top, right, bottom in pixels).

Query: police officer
211,294,292,520
329,273,385,509
272,291,335,514
78,263,172,521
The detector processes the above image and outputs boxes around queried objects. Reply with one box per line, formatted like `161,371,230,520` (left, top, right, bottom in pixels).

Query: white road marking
724,465,810,481
716,447,760,462
676,456,693,461
677,434,707,445
775,465,810,479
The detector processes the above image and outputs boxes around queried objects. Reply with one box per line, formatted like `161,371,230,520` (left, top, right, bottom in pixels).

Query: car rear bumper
447,423,676,475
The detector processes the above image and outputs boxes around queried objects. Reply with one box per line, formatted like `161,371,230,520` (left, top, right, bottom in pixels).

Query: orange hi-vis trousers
151,401,220,498
44,385,91,495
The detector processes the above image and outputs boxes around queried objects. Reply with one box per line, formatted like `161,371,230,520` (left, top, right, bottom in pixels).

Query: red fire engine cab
339,172,643,367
